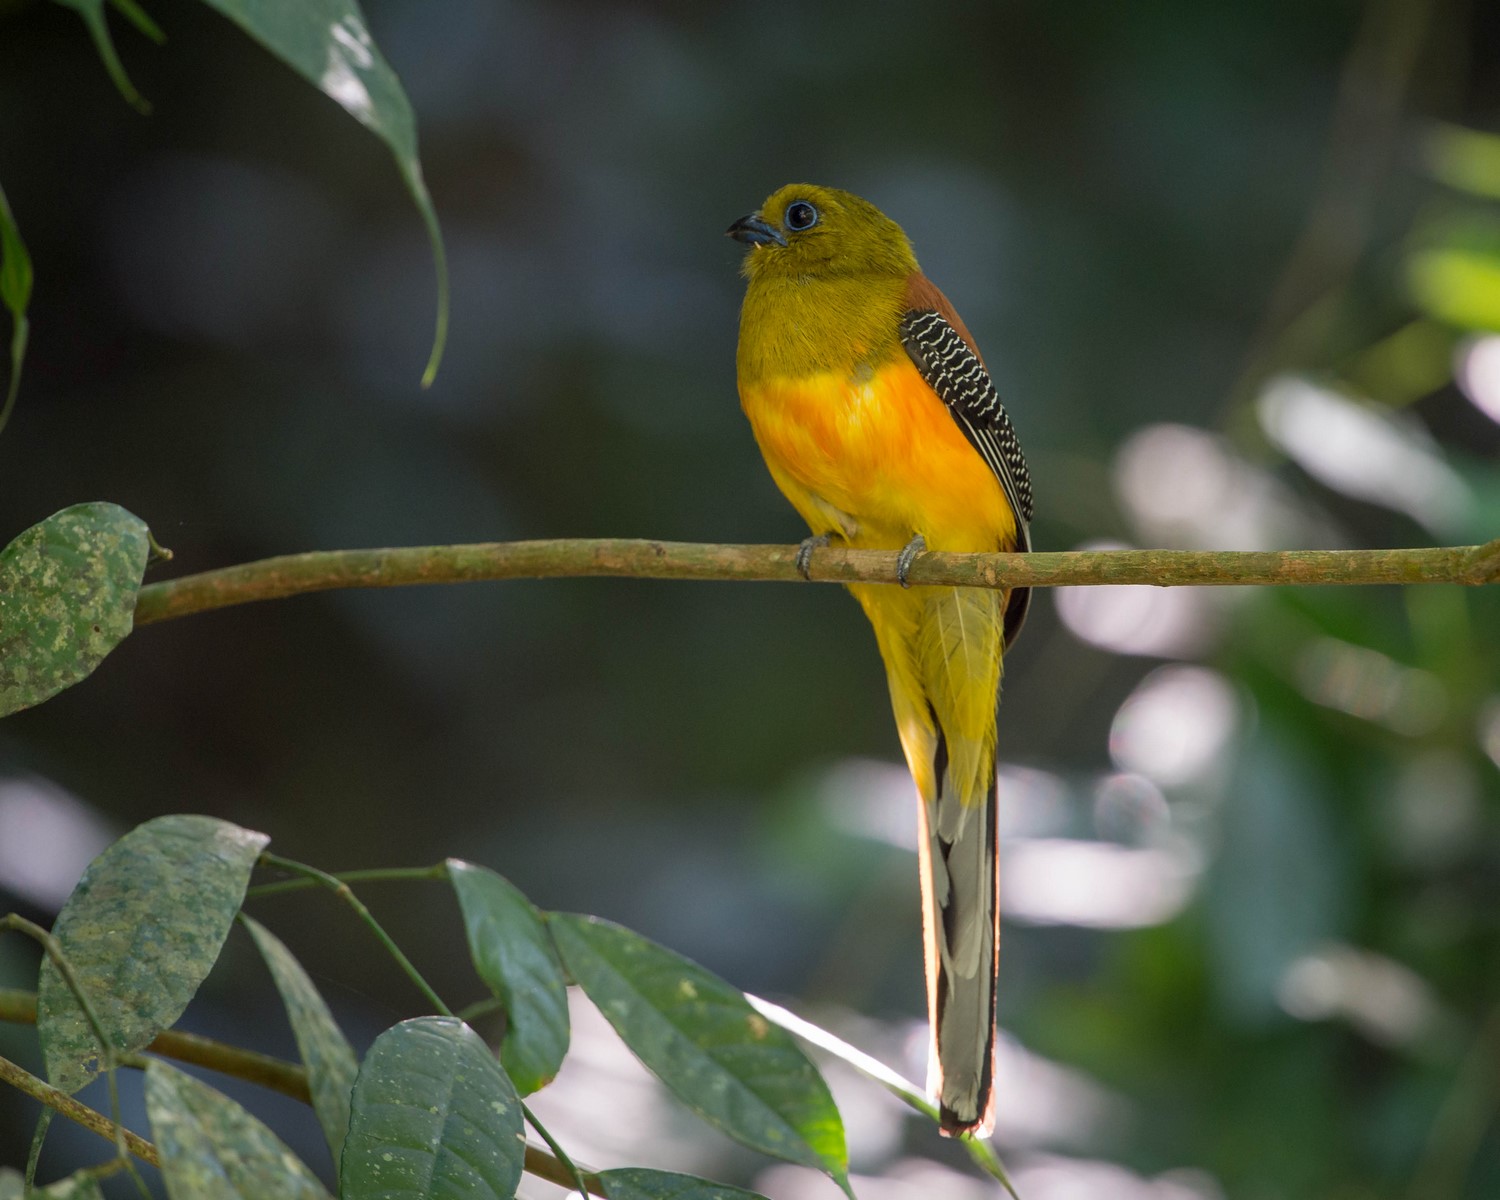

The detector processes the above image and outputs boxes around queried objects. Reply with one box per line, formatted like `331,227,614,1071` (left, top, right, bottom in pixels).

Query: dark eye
784,201,819,232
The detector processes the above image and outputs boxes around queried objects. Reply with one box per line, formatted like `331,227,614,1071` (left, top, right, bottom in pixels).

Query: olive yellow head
728,183,919,282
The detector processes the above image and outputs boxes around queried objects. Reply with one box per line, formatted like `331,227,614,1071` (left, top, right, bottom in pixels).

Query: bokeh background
3,0,1500,1196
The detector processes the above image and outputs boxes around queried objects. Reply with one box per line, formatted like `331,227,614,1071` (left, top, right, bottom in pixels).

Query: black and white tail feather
899,306,1033,1136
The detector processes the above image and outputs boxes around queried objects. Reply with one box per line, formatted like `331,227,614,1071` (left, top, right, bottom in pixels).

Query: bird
728,184,1032,1137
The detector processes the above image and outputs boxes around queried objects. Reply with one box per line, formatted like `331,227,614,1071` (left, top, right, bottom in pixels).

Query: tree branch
131,537,1500,626
0,987,308,1103
0,1051,159,1167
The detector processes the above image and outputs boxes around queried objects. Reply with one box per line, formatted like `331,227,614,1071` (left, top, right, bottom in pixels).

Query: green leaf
243,915,358,1166
548,915,850,1191
49,0,162,114
0,1166,105,1199
1408,211,1500,332
37,815,270,1093
0,181,32,437
341,1016,525,1200
447,860,569,1095
0,502,151,718
192,0,448,384
0,183,31,321
1410,245,1500,331
1424,122,1500,201
146,1060,332,1199
596,1169,770,1200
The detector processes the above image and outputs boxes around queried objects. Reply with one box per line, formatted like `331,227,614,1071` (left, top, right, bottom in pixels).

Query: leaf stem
244,862,449,900
455,996,506,1023
521,1146,605,1197
26,1107,52,1194
252,854,453,1017
522,1100,592,1199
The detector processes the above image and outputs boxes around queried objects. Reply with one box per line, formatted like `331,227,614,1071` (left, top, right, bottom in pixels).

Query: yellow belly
739,359,1018,553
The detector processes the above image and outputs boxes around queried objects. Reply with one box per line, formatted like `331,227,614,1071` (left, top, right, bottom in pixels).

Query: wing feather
898,300,1034,647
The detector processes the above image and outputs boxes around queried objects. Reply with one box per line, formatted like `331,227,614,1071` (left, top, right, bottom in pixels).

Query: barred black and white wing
899,308,1033,647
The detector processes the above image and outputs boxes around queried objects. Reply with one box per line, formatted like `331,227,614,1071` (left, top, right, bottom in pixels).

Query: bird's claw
796,533,833,580
896,534,926,588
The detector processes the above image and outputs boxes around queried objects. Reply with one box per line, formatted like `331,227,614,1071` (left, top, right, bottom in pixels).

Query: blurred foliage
2,0,1500,1197
0,180,31,434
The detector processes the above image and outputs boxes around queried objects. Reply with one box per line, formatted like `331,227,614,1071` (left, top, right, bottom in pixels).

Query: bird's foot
795,533,833,580
896,533,926,588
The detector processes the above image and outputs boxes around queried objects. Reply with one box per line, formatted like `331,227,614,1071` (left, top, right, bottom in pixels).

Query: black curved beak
727,213,787,247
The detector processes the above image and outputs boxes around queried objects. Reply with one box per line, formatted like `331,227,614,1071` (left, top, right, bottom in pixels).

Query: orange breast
741,358,1017,554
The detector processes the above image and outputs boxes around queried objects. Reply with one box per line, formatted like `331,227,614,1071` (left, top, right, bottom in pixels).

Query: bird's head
728,184,917,281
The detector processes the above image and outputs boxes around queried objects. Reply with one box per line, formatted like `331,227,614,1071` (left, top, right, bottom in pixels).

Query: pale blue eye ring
784,201,819,232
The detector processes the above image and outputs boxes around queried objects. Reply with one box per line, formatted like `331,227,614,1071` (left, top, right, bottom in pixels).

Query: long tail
852,582,1003,1137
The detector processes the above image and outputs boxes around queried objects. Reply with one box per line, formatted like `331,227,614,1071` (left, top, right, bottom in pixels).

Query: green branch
244,862,449,901
132,536,1500,626
253,854,453,1017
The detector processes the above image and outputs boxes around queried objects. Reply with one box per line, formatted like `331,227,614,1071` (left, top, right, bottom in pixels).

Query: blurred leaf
0,183,30,321
447,859,569,1096
341,1016,524,1200
49,0,162,114
1410,249,1500,331
1409,213,1500,332
596,1168,769,1200
0,502,151,718
1425,122,1500,201
1343,319,1456,407
243,915,358,1166
146,1060,332,1199
192,0,448,384
0,1167,105,1199
549,914,850,1192
0,181,31,437
37,815,269,1093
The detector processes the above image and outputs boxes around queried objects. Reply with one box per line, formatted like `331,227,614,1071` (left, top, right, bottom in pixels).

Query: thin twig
244,862,449,901
523,1100,592,1199
455,996,506,1024
130,537,1500,626
522,1146,607,1197
253,854,454,1017
1,913,145,1191
0,1052,159,1167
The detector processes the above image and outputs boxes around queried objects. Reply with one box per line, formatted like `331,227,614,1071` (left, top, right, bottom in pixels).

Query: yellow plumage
730,184,1030,1135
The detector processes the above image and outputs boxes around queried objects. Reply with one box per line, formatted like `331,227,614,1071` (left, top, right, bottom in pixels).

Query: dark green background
2,0,1500,1196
